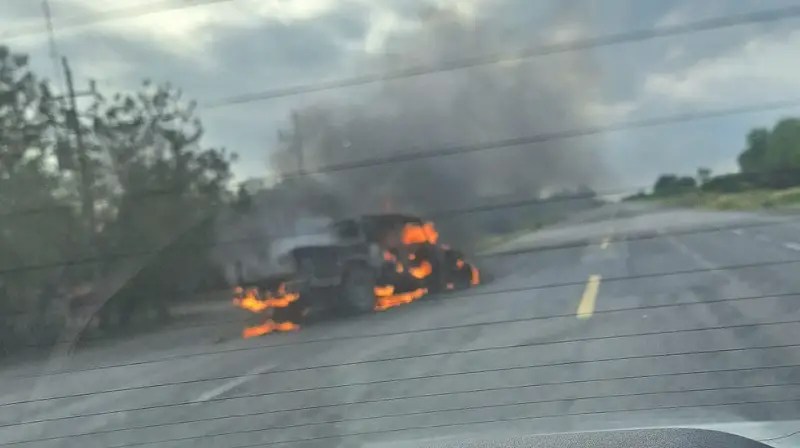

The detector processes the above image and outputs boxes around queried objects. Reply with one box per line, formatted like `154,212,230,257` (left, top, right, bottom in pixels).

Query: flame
470,265,480,286
374,285,395,297
395,263,404,273
275,321,300,331
233,283,300,313
233,288,269,313
242,319,300,339
408,253,416,261
383,250,396,262
402,221,439,245
409,260,433,279
374,286,428,311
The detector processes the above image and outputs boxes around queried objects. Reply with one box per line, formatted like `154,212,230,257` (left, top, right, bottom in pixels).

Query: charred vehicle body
232,214,479,336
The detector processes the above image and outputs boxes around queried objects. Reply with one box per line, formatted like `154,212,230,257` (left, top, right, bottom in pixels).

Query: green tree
764,118,800,170
90,82,233,249
736,119,800,188
653,174,696,196
0,45,83,345
87,81,236,327
737,128,770,173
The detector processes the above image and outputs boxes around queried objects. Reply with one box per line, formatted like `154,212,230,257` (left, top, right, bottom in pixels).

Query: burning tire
341,264,377,313
450,262,474,290
440,249,480,291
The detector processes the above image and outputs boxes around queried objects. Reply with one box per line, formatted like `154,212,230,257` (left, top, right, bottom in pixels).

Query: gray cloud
3,0,799,191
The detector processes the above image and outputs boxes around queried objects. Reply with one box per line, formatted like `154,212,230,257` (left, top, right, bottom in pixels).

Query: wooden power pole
62,57,98,272
290,111,305,175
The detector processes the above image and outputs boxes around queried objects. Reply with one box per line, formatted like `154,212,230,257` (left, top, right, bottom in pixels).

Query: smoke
270,4,606,248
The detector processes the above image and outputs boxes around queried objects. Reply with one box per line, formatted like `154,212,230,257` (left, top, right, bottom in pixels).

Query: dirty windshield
3,1,800,447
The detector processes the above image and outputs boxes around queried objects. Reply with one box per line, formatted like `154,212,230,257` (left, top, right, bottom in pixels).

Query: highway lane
2,204,800,447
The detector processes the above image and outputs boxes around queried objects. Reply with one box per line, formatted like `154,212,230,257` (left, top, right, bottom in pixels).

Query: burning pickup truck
232,214,479,338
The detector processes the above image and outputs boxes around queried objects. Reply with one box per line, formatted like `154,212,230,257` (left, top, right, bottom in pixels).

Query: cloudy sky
3,0,800,196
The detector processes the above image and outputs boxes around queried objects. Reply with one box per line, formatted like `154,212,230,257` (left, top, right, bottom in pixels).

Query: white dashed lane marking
192,362,276,403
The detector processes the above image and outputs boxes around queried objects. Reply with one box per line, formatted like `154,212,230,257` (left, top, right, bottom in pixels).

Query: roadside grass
641,186,800,211
474,224,544,253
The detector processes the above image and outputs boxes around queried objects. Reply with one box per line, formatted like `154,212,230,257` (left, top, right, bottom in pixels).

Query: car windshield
3,1,800,447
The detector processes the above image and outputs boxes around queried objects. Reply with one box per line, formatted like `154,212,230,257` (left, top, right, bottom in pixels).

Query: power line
7,341,798,431
281,99,800,176
477,212,800,258
4,96,800,276
206,5,800,107
17,213,800,349
7,212,800,356
1,0,234,40
8,206,800,349
7,205,800,344
28,378,800,447
220,397,800,448
1,6,798,220
4,316,799,407
9,364,800,444
760,429,800,443
13,256,800,379
0,185,633,272
122,383,800,448
7,91,800,223
8,196,800,350
11,4,790,214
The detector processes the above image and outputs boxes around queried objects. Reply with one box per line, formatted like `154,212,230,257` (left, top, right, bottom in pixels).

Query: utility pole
62,57,98,275
42,0,66,96
290,111,305,175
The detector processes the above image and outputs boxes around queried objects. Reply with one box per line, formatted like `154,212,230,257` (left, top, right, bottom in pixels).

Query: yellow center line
600,236,611,249
577,274,602,319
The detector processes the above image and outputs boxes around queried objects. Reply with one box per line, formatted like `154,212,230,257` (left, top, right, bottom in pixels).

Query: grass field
644,186,800,211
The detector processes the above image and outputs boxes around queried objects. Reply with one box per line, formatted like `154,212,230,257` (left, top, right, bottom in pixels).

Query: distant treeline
630,117,800,199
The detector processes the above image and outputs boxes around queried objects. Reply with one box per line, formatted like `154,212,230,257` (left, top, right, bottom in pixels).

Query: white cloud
247,0,338,22
654,6,687,28
583,100,637,123
642,30,800,105
362,7,418,54
6,0,341,59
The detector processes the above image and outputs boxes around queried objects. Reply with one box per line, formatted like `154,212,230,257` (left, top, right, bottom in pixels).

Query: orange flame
233,283,300,313
402,221,439,245
409,260,433,279
242,319,300,339
233,288,269,312
374,285,395,297
383,250,396,262
395,263,404,273
423,222,439,244
470,265,480,286
374,286,427,311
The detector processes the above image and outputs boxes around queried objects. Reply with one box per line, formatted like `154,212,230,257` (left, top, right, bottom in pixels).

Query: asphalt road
3,203,800,448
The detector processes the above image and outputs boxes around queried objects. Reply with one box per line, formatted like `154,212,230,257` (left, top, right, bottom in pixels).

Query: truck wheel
342,264,376,313
453,263,473,289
